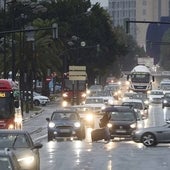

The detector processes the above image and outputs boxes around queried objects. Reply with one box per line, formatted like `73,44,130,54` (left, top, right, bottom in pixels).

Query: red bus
62,73,87,106
0,79,22,129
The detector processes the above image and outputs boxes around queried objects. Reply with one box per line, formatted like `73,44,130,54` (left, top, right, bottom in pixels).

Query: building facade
108,0,169,49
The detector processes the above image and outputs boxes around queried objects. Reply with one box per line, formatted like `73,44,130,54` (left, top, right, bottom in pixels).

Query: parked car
33,92,50,106
0,148,22,170
46,109,86,141
148,89,164,104
162,92,170,108
0,130,43,170
132,123,170,147
102,105,145,139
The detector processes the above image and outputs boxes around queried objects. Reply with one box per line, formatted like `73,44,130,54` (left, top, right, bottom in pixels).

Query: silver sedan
132,123,170,147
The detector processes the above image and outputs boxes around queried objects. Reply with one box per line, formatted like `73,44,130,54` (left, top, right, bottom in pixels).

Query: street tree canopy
0,0,142,85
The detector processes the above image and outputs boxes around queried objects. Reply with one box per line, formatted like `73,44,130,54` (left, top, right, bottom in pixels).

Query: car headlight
144,100,149,105
18,156,35,166
62,101,68,107
107,123,112,128
108,99,114,105
101,105,106,110
74,122,81,128
86,90,90,95
62,93,68,97
118,90,121,94
81,93,86,98
147,91,151,95
125,81,130,85
130,123,137,128
86,114,93,122
163,100,168,104
8,124,14,129
49,122,55,128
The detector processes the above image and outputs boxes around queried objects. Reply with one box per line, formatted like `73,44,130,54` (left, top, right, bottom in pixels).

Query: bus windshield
0,97,15,119
62,79,86,91
131,73,150,83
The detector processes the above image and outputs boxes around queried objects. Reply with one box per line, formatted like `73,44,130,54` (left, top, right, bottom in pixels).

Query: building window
143,0,147,6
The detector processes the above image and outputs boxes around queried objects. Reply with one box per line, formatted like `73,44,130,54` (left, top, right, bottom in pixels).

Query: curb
23,109,44,122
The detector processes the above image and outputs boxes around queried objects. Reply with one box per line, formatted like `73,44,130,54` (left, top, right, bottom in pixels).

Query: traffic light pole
125,20,170,33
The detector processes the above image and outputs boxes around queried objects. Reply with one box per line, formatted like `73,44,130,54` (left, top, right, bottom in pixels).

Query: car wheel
141,132,157,147
34,100,40,106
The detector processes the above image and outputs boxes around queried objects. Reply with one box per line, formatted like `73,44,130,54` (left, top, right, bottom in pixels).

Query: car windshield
33,92,42,96
104,85,120,91
85,98,104,104
0,134,30,148
131,73,150,83
109,111,136,121
164,93,170,98
52,112,78,121
150,91,163,95
160,84,170,90
122,102,143,110
0,157,12,170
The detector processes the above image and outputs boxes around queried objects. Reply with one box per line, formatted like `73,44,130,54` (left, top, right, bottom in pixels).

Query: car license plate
116,130,126,133
60,129,70,133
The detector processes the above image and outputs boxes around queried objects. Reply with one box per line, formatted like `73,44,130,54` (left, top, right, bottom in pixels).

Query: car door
160,124,170,142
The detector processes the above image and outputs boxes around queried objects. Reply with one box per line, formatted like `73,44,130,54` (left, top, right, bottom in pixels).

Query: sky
90,0,108,7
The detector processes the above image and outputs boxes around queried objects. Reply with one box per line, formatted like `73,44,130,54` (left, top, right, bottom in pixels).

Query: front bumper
109,125,136,138
48,127,81,138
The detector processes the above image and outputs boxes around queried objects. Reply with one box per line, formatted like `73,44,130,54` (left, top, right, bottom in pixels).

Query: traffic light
124,18,130,34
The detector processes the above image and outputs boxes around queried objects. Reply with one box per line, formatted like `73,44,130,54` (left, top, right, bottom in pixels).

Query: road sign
69,65,86,80
69,66,86,71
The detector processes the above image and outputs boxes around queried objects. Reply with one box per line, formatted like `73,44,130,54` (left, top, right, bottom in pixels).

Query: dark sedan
0,130,43,170
132,123,170,147
102,105,144,139
162,93,170,108
46,109,86,141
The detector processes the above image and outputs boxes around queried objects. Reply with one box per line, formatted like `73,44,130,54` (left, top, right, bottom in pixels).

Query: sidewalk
23,108,44,122
22,93,61,122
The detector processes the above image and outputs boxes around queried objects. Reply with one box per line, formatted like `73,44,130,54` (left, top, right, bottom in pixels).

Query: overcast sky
90,0,108,7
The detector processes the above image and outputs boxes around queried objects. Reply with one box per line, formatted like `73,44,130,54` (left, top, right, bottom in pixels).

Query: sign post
69,66,87,105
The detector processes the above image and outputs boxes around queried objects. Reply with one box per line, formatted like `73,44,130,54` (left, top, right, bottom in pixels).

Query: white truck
127,65,154,93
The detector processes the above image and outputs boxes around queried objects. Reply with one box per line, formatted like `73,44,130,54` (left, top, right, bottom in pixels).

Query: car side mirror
33,143,43,149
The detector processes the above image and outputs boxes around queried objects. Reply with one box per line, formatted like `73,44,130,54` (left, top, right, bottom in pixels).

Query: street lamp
25,25,35,112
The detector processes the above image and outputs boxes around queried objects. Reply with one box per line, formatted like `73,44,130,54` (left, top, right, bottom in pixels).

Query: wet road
23,103,170,170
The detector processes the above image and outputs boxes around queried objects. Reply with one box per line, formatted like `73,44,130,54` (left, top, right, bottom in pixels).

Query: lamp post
25,25,35,112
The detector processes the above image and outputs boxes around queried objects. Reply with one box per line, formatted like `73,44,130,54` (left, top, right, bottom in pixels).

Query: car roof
103,105,135,112
53,108,78,113
122,98,143,103
0,129,29,134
